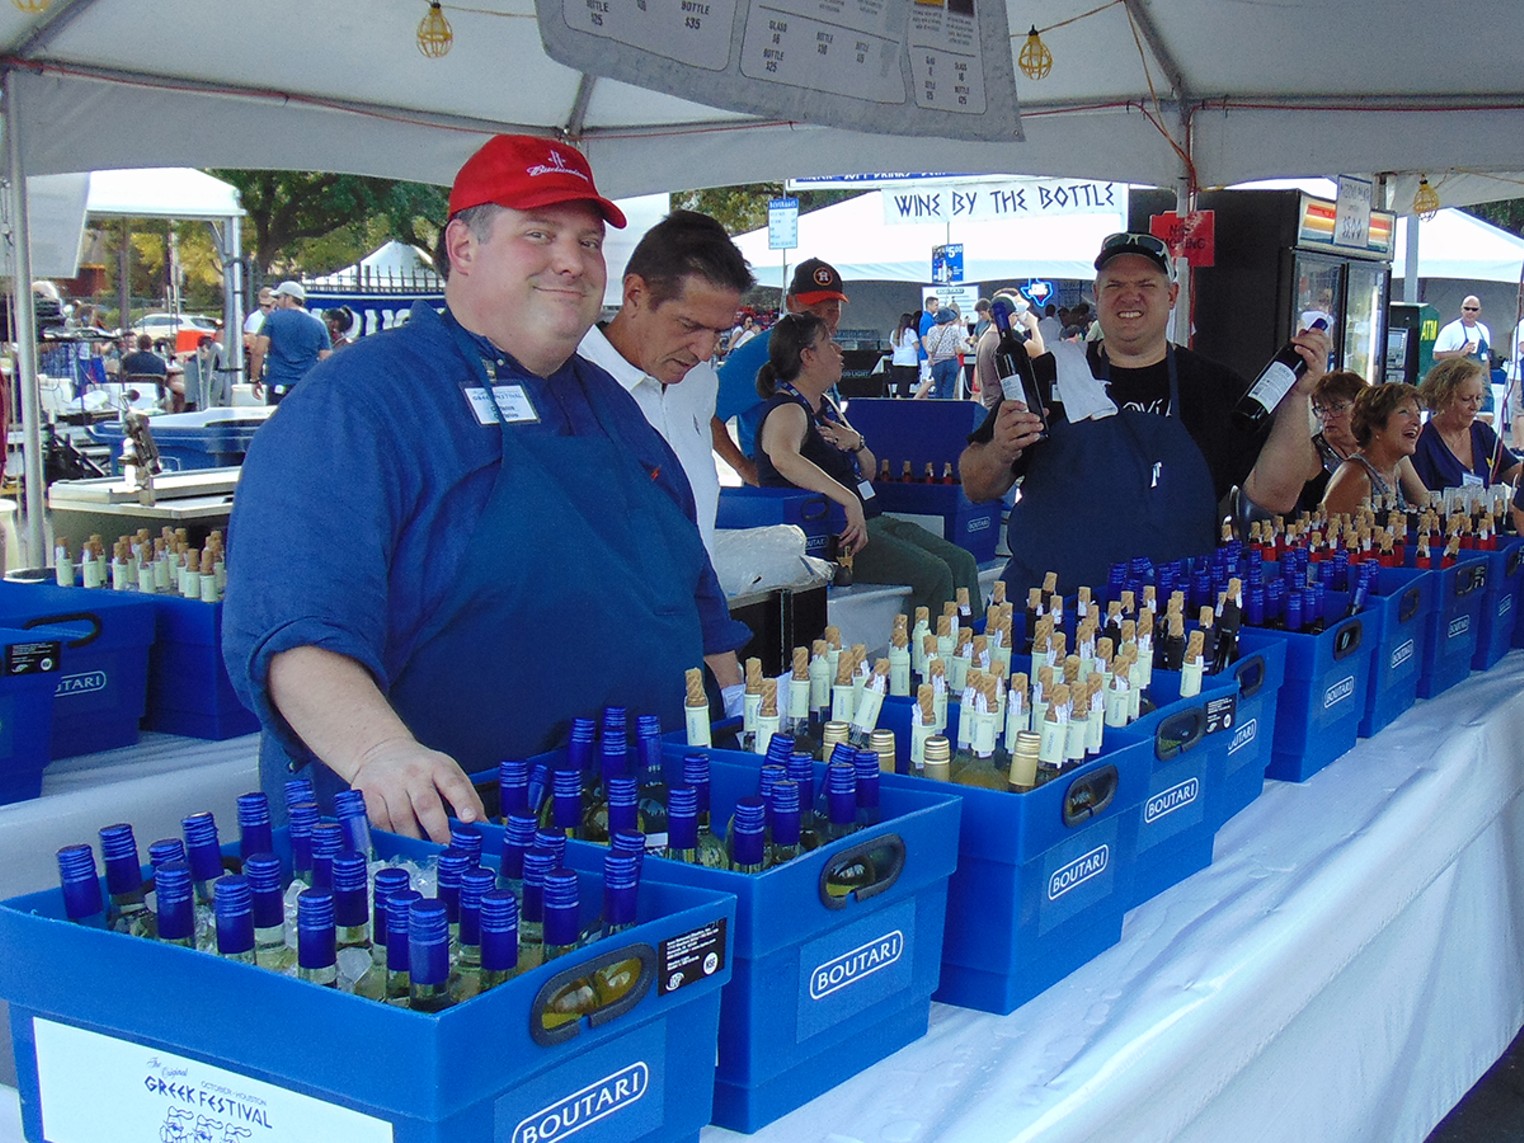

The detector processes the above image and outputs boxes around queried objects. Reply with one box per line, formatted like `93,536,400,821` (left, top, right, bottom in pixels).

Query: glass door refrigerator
1128,188,1396,387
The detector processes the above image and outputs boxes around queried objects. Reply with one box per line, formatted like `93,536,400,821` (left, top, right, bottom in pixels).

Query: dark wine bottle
989,298,1049,441
1231,318,1328,430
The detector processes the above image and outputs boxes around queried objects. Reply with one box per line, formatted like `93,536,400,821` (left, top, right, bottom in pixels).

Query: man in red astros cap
225,135,751,842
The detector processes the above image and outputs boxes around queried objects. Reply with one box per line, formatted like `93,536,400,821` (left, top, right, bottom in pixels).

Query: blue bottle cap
600,705,627,738
98,823,143,896
533,829,567,868
288,801,318,838
236,792,274,858
371,866,412,945
333,788,365,821
498,758,530,816
635,713,662,739
567,717,597,773
608,776,640,834
309,822,345,891
479,889,519,972
458,866,497,947
730,797,766,865
408,898,451,985
787,752,815,796
764,733,795,767
242,853,286,930
610,830,646,861
147,837,185,871
331,851,369,926
770,780,802,847
522,847,556,922
386,889,422,972
502,812,538,879
181,812,223,882
296,889,336,970
449,821,483,863
155,861,195,942
282,777,315,814
603,851,639,926
213,875,254,956
667,786,699,849
56,844,103,921
828,742,856,768
542,870,581,947
435,849,469,922
599,732,628,778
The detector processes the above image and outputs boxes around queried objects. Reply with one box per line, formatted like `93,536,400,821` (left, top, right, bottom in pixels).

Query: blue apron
999,347,1218,599
383,330,707,777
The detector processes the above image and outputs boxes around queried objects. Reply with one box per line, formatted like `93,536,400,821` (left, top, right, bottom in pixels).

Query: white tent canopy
308,239,442,292
732,190,1125,288
1394,209,1524,285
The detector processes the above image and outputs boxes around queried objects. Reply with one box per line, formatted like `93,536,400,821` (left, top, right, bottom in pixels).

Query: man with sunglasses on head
960,231,1330,600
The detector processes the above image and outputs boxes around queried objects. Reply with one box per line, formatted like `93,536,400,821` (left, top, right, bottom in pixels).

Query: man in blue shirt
224,135,750,843
248,280,330,404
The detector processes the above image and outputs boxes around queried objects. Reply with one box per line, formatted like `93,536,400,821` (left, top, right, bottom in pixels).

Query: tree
208,170,449,275
673,184,858,235
1469,199,1524,239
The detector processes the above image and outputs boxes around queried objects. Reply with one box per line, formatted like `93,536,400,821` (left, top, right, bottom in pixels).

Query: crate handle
21,611,102,649
818,833,905,909
1152,707,1204,761
1234,653,1265,700
1332,619,1362,660
1507,548,1522,579
1398,586,1422,624
1062,765,1118,827
527,943,657,1047
1455,564,1487,598
800,497,829,523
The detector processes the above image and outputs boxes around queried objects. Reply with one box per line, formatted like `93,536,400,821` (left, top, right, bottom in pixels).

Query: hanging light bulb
417,0,454,59
11,0,51,12
1017,26,1052,81
1412,177,1441,222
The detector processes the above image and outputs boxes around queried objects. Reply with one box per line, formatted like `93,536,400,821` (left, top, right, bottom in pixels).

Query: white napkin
1050,341,1117,423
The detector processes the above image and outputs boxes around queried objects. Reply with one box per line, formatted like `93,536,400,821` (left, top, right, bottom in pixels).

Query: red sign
1149,210,1216,268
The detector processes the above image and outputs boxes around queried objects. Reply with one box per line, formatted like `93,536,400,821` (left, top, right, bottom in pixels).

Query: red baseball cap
448,135,627,228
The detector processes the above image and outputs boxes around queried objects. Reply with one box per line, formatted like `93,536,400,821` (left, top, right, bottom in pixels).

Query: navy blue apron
384,330,707,778
999,347,1218,599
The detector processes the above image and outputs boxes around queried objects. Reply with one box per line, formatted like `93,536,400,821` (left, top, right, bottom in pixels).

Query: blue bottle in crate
435,849,469,941
665,785,702,864
98,822,155,938
213,875,256,965
408,897,455,1013
55,844,106,929
542,769,586,840
518,848,556,971
282,777,315,815
288,801,318,886
332,851,374,988
242,853,295,973
498,758,530,820
383,888,422,1005
236,792,274,860
768,780,804,866
477,889,519,994
154,860,196,948
500,812,537,899
309,822,344,892
333,788,375,859
450,866,499,1002
683,751,728,866
450,820,484,866
370,866,413,970
635,713,671,849
296,888,338,989
181,811,223,949
727,797,768,873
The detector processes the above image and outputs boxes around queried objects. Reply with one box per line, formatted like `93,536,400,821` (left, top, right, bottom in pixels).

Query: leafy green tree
208,170,449,275
1468,199,1524,239
674,185,858,235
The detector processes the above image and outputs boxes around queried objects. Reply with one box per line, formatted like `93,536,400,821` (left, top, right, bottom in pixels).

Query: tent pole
4,68,44,569
224,214,245,383
1403,214,1419,304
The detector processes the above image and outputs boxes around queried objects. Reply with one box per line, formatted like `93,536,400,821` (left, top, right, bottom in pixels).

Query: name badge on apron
1462,471,1484,487
463,384,540,426
858,480,877,501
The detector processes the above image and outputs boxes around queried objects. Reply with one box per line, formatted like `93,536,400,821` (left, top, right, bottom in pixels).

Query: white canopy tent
1,1,1522,560
1394,209,1524,285
732,190,1125,288
307,239,443,293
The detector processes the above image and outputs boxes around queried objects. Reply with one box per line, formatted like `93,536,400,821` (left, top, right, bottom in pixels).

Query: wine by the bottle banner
32,1017,393,1142
537,0,1022,143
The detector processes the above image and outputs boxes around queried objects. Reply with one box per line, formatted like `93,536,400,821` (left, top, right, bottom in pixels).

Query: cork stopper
1185,629,1205,664
979,674,999,711
915,605,930,625
1168,613,1185,639
991,581,1006,606
745,658,764,693
1027,587,1042,610
812,638,829,658
1048,683,1071,713
872,658,891,682
937,614,953,637
1011,671,1029,697
1123,589,1137,614
1042,571,1058,595
1051,631,1067,661
835,651,856,686
792,647,810,679
954,628,973,656
928,658,946,683
1199,605,1215,629
759,678,778,718
956,587,970,608
1121,619,1137,644
892,625,908,650
1097,636,1114,665
1063,654,1081,685
1036,664,1054,691
825,625,842,650
971,634,988,660
917,684,935,724
922,632,939,658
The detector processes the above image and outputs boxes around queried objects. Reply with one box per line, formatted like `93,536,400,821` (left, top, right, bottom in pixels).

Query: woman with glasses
755,312,980,616
1301,371,1427,510
1413,358,1522,491
1321,383,1425,516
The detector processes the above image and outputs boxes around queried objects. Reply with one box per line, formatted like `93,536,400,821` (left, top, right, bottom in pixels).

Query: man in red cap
225,135,751,843
716,256,849,455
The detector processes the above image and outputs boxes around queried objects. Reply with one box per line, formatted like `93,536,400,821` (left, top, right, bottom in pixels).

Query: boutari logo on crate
1048,844,1109,901
512,1063,649,1143
1227,717,1258,756
1143,777,1199,824
1322,675,1355,710
809,930,905,1000
56,669,107,696
1448,615,1471,640
967,514,991,532
143,1056,270,1139
1390,638,1415,670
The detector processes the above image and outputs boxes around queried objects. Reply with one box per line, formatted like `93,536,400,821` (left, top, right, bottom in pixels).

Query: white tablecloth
2,658,1523,1142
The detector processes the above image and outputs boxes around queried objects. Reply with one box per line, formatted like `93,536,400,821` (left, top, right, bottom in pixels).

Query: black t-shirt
756,391,882,518
119,350,167,378
968,341,1268,502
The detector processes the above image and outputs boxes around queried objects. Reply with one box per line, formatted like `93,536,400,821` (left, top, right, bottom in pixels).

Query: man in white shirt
1434,295,1495,414
578,209,757,559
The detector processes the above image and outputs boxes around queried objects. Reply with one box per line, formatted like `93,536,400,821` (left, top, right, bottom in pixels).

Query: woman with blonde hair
1413,357,1521,489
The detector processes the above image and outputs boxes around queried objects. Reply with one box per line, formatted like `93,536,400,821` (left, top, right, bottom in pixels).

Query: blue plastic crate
0,580,155,758
0,627,63,804
1216,630,1286,825
89,409,266,472
715,486,845,557
1473,539,1523,670
0,828,735,1143
477,745,958,1133
143,596,259,740
1253,594,1375,783
1414,554,1487,699
1113,666,1240,910
841,397,986,475
870,481,1002,562
1359,566,1434,738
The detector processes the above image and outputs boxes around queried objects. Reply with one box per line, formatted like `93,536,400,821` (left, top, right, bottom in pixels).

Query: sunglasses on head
1100,232,1170,258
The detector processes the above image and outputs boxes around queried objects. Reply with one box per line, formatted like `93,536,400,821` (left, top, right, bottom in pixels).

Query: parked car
132,312,219,355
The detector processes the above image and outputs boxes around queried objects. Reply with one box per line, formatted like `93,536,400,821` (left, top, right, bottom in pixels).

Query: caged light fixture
417,1,454,59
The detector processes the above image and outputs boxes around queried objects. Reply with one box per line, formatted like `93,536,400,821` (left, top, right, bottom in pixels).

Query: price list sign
538,0,1021,142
